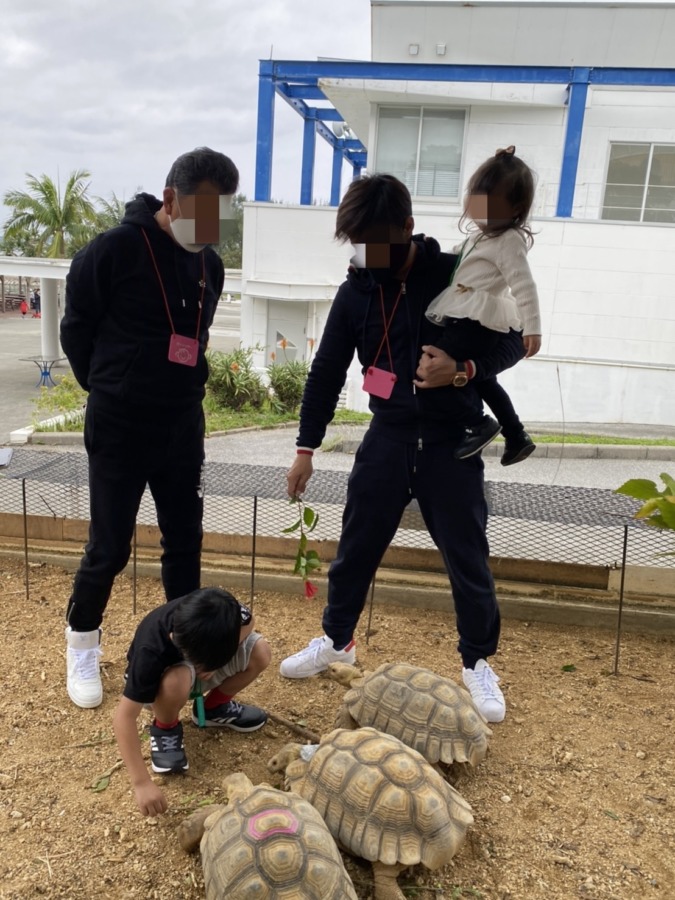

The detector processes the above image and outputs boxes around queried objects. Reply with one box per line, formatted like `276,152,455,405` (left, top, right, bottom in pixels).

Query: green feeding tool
190,678,206,727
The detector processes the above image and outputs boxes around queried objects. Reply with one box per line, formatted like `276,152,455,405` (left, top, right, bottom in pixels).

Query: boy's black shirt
123,598,185,704
297,234,525,449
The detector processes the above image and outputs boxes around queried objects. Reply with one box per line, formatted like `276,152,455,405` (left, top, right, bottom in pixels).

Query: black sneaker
454,415,502,460
192,699,268,732
149,722,189,774
501,431,536,466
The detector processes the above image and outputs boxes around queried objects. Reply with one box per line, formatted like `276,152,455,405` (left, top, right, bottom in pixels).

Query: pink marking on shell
247,809,300,840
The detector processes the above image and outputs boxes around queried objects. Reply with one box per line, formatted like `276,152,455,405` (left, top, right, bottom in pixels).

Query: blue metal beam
254,64,275,202
557,68,590,217
331,145,343,207
260,59,675,215
282,84,328,100
301,113,317,205
267,60,675,88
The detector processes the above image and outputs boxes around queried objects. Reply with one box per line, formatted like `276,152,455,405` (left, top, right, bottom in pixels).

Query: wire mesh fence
0,447,672,576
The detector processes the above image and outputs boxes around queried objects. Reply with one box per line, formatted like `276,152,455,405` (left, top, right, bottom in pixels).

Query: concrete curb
9,429,675,460
335,439,675,461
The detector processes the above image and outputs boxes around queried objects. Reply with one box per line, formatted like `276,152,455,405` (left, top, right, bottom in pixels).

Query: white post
40,278,60,360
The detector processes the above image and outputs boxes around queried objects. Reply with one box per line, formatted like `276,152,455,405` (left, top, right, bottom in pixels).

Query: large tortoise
178,772,358,899
328,661,492,768
268,727,474,900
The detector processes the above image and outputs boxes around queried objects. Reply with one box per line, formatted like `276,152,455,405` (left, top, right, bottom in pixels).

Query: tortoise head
326,662,363,687
267,743,304,775
223,771,255,803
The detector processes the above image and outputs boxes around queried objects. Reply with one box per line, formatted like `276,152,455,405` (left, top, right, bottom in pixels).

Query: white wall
372,2,675,68
241,203,675,425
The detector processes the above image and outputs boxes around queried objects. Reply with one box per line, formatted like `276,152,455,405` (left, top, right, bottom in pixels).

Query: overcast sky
0,0,372,224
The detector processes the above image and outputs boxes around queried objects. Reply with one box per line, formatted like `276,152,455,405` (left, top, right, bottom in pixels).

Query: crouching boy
113,587,271,816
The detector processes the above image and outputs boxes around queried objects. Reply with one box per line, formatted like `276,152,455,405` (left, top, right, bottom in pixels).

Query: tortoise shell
339,662,492,767
284,727,473,869
200,777,358,899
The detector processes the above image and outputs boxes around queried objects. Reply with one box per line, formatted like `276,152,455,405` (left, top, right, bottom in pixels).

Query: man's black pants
322,429,500,668
66,392,205,631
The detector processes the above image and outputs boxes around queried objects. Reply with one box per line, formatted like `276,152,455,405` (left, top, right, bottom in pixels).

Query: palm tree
2,170,98,258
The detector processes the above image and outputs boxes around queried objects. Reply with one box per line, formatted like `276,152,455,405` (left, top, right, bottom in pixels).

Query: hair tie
495,145,516,158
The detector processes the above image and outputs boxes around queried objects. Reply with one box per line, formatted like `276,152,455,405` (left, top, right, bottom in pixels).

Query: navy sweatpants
66,391,205,631
322,429,500,668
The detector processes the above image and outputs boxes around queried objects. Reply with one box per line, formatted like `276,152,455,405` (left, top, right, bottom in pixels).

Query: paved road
204,426,674,491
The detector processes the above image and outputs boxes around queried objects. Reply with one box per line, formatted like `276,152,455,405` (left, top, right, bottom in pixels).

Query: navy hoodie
60,193,224,408
297,235,525,448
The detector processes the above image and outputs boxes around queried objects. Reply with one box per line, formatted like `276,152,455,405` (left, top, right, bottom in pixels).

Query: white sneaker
279,635,356,679
66,627,103,708
462,659,505,723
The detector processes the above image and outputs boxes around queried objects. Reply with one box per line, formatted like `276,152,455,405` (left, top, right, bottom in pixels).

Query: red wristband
465,360,475,380
296,449,314,456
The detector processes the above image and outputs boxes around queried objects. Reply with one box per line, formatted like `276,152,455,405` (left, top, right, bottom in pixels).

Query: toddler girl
426,146,541,465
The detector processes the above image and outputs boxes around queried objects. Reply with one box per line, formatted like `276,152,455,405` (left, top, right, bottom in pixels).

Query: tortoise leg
177,804,227,852
333,706,359,730
371,861,406,900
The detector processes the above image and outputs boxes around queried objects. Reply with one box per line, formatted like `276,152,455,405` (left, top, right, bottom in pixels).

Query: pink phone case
363,366,397,399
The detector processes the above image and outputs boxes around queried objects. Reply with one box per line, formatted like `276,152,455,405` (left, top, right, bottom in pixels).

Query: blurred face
164,180,237,247
349,220,413,273
465,193,515,229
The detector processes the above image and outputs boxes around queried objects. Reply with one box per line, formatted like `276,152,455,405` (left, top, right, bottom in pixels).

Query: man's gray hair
166,147,239,195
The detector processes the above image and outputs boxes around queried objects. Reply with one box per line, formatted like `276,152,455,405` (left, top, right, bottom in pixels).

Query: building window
374,107,465,199
602,143,675,223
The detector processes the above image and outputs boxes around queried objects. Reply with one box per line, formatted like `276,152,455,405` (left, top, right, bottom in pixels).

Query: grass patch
204,397,372,435
509,433,675,447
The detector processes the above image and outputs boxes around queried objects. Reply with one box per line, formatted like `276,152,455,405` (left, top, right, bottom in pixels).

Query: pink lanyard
140,228,205,338
370,284,404,372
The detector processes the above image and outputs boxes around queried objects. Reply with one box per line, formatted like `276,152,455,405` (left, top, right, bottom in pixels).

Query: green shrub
206,347,267,411
32,373,88,431
267,359,309,414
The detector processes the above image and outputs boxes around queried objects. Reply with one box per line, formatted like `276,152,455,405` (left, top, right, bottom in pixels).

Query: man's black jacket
60,193,224,409
297,234,525,448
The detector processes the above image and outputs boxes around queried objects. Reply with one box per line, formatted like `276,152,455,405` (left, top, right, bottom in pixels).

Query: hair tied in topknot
495,145,516,158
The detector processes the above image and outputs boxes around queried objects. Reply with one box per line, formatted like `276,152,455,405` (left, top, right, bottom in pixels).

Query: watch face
453,373,469,387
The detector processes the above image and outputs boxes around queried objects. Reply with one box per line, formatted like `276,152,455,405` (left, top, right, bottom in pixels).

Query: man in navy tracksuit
60,148,238,711
280,174,525,723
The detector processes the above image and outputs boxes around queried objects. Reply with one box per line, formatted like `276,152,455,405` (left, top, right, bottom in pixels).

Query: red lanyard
370,283,405,372
140,228,205,338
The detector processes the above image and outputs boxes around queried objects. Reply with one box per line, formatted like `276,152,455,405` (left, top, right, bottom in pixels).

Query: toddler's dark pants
477,376,525,441
66,391,205,632
322,429,500,668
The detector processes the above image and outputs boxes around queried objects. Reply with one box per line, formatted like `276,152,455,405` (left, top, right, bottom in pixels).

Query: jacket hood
345,234,443,293
121,193,163,228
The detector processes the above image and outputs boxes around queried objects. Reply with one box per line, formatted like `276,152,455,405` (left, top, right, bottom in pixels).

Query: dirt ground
1,558,674,900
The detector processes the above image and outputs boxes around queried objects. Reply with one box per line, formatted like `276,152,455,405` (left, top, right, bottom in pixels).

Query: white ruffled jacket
425,228,541,335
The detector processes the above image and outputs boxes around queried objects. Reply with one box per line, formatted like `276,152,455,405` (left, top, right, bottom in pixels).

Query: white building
241,0,675,426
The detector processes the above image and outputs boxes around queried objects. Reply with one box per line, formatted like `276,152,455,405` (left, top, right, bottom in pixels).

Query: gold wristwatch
451,362,469,388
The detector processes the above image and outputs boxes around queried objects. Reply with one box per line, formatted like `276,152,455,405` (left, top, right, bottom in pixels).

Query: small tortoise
178,772,358,899
268,727,474,900
328,661,492,768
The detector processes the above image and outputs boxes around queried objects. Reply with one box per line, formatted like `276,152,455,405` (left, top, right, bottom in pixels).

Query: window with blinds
374,107,465,199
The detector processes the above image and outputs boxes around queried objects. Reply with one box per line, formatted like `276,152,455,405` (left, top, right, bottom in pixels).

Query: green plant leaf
561,664,576,672
659,473,675,494
615,479,659,501
303,506,316,528
281,520,301,534
91,775,110,792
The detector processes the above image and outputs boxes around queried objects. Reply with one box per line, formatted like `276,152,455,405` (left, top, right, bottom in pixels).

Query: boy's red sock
154,718,179,729
204,687,233,710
